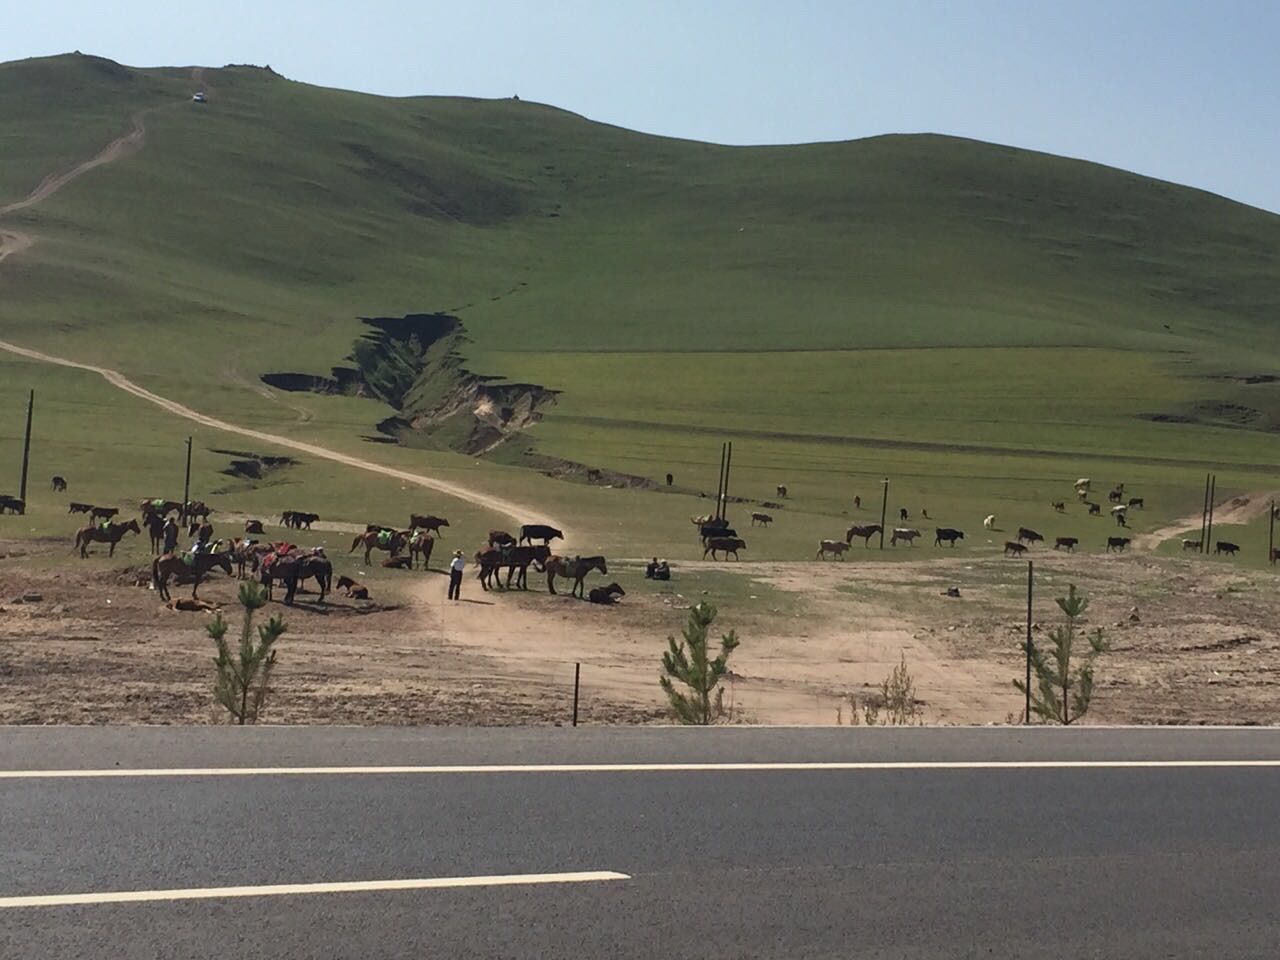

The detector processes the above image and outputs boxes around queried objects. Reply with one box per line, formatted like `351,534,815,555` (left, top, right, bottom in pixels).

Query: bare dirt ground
3,538,1278,726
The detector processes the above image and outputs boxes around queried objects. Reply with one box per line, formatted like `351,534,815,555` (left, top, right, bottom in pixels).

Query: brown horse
141,499,183,519
474,547,505,590
408,530,435,569
188,520,214,541
336,575,369,600
232,538,273,579
845,524,882,546
74,519,141,558
152,549,233,601
261,551,332,604
350,529,408,565
144,513,167,554
545,555,607,598
409,514,449,536
184,501,214,522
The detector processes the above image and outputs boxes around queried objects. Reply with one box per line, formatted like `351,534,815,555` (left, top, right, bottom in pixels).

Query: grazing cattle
74,519,141,558
1076,488,1090,502
51,476,67,492
776,485,787,498
89,505,119,523
488,529,516,548
244,519,265,535
588,582,625,605
853,495,861,509
1215,541,1240,557
845,523,882,546
921,508,930,520
1181,538,1201,551
545,555,608,597
519,524,563,546
336,575,369,600
934,528,964,547
1052,501,1066,513
0,496,25,515
1075,478,1091,491
750,512,773,527
983,515,996,531
1108,486,1124,503
703,537,746,560
890,527,921,547
666,473,673,486
700,524,737,543
1107,536,1131,552
1016,527,1044,544
152,549,234,602
1128,498,1144,509
1004,541,1028,557
68,502,93,514
898,508,910,522
409,514,449,536
1087,502,1101,516
816,539,850,560
1054,536,1079,552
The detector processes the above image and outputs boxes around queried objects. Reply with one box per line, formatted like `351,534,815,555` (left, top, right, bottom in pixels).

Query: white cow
983,515,996,530
890,527,921,546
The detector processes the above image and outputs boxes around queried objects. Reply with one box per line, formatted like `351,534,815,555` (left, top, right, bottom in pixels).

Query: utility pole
18,389,33,502
1200,472,1211,554
722,441,733,525
1205,474,1216,553
1025,560,1034,725
879,478,889,549
1269,498,1275,567
181,436,193,520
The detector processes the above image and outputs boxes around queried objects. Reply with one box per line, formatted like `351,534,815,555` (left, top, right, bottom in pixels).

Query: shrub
208,581,286,724
660,601,739,725
1014,583,1109,725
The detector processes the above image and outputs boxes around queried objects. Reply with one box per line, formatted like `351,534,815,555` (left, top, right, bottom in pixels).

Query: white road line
2,760,1280,779
0,871,630,909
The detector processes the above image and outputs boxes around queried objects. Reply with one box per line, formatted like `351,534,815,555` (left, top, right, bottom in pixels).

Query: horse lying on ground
588,582,625,605
74,519,141,558
816,540,850,560
244,519,265,535
545,555,608,597
336,575,369,600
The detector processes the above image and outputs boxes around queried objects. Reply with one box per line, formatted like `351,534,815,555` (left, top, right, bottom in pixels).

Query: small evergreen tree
1014,584,1109,725
208,581,286,725
660,601,740,724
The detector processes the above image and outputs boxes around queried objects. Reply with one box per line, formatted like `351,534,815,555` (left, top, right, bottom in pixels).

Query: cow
1052,501,1066,513
1215,541,1240,557
934,528,964,547
89,506,120,523
1075,478,1092,492
51,475,67,492
816,539,850,560
750,512,773,527
0,496,25,515
1087,502,1101,516
700,524,738,543
1054,536,1079,552
519,524,563,546
983,515,996,530
1107,536,1131,552
1004,541,1028,557
1017,527,1044,545
703,537,745,560
488,529,516,548
890,527,921,547
68,502,94,514
1181,538,1201,551
776,485,787,498
1128,497,1144,510
409,514,449,536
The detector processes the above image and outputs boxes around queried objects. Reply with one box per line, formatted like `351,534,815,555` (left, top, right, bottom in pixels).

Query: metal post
571,662,580,727
1025,560,1033,725
1200,472,1211,554
715,443,727,521
181,437,192,520
1205,474,1216,553
1269,499,1275,566
879,478,889,549
18,389,33,502
722,441,732,525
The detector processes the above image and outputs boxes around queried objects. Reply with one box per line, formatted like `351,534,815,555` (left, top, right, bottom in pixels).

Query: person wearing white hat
448,549,466,600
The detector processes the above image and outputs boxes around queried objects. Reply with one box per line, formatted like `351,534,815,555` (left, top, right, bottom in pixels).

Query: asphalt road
3,727,1280,958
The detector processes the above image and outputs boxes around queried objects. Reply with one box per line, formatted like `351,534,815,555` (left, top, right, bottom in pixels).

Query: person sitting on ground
655,561,671,581
645,558,660,579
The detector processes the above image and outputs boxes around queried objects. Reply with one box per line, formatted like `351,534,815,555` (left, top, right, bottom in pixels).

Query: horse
1004,541,1028,557
504,544,551,589
703,537,745,560
141,499,182,519
519,524,563,546
1016,527,1044,544
408,530,435,569
409,514,449,536
890,528,921,547
588,582,625,605
1106,536,1131,552
184,500,213,522
1128,497,1144,509
1215,541,1240,557
143,513,167,554
750,512,773,527
817,539,850,560
1054,537,1079,552
776,485,787,498
934,528,964,547
488,529,516,548
1052,501,1066,513
68,502,93,514
474,548,505,590
152,549,233,601
89,506,119,523
74,519,141,558
232,538,272,579
545,555,608,597
188,520,214,541
244,519,265,535
51,475,67,492
350,529,408,565
261,551,332,604
336,575,369,599
845,524,881,546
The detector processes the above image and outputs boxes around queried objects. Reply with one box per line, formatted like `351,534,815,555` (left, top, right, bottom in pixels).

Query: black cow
519,524,563,546
934,528,964,546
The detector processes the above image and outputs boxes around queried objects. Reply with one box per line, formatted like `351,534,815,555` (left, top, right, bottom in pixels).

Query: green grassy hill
1,52,1277,563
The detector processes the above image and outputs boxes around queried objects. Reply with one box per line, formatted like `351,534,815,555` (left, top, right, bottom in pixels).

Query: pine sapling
660,601,740,725
208,581,286,725
1014,583,1109,725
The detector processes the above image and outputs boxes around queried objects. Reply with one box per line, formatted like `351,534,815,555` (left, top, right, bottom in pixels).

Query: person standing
162,516,179,555
448,549,465,600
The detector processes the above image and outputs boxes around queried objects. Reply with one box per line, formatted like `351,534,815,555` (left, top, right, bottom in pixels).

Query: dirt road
1132,490,1278,550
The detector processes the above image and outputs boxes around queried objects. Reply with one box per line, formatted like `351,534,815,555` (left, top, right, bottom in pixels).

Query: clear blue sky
8,0,1279,212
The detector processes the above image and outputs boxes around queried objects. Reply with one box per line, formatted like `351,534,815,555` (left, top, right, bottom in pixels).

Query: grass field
1,53,1278,571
